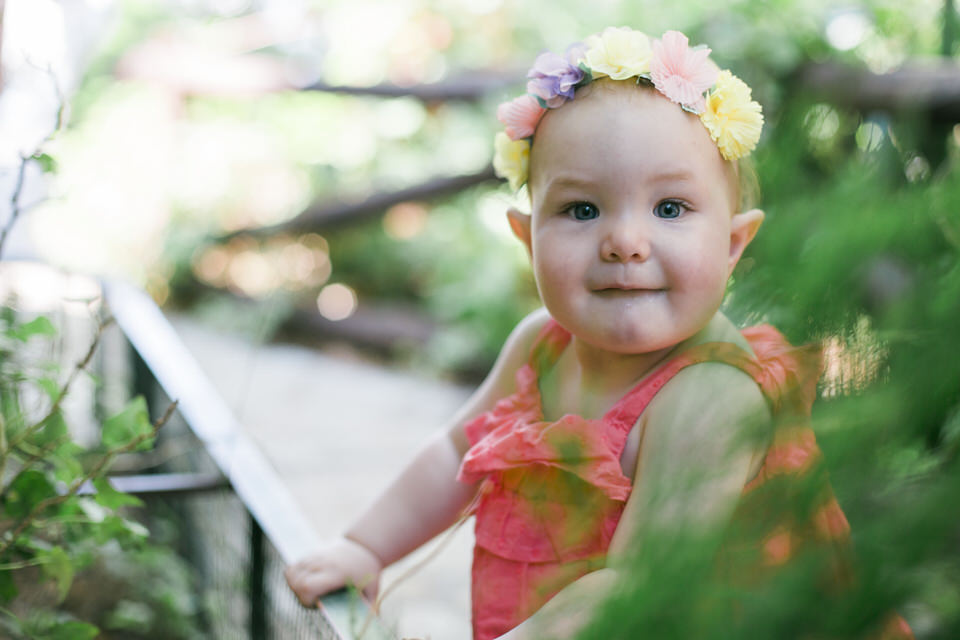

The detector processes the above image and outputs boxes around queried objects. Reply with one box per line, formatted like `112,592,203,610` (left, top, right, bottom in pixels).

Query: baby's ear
506,208,533,257
728,208,764,275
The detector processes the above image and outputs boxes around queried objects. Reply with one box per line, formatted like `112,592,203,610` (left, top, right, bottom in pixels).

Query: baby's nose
599,217,652,262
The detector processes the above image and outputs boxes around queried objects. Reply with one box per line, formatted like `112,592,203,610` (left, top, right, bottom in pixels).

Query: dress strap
603,341,762,436
528,318,572,375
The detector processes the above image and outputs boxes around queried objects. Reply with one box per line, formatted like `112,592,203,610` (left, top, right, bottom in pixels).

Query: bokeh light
825,9,871,51
383,202,428,240
316,283,357,321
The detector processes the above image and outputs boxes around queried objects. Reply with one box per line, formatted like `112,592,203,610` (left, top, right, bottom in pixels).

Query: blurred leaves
5,317,57,343
37,547,73,604
0,309,193,637
101,397,154,452
91,477,144,511
4,470,58,519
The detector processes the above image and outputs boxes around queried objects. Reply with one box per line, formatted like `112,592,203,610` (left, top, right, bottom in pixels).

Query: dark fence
102,277,395,639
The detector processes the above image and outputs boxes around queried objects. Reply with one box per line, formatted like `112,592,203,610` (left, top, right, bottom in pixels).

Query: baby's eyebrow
541,169,697,193
647,169,695,183
543,175,592,191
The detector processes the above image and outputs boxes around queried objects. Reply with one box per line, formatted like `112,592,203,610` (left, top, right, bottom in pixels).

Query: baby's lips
591,282,665,292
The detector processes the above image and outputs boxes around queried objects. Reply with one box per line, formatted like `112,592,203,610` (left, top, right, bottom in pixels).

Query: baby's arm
496,361,771,639
285,308,550,607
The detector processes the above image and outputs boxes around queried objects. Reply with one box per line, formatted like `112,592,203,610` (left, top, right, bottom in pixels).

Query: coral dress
455,319,913,640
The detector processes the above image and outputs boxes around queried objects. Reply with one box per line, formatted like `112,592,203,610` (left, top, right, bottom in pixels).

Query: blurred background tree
12,0,960,636
26,0,953,374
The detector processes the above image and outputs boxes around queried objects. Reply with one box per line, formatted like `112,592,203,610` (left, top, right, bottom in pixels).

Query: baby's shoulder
643,362,771,468
646,316,771,439
481,307,552,395
498,307,552,359
651,360,768,419
700,311,756,355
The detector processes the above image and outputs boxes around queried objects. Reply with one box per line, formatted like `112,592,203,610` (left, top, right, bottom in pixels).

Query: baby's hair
733,155,760,212
526,78,761,214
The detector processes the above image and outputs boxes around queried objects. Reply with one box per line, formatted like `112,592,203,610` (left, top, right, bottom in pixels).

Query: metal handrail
103,277,392,639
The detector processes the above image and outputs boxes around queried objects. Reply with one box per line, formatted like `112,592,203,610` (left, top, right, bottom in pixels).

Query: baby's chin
570,320,697,357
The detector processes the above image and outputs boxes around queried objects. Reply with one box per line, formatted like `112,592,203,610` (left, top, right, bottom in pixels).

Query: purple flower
526,47,585,108
565,41,588,66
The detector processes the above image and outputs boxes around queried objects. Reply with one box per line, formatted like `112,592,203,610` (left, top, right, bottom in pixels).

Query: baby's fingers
284,563,345,608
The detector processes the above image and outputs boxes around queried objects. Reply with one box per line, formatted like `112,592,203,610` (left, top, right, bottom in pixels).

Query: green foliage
15,616,99,640
7,317,56,343
4,470,58,519
101,396,154,452
92,477,144,510
0,311,202,638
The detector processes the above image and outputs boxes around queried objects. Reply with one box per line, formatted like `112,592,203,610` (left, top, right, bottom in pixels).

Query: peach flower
496,95,547,141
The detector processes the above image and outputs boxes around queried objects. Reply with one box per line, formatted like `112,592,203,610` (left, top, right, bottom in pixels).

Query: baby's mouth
592,286,666,296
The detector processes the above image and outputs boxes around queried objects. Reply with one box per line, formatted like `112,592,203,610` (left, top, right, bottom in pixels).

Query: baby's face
524,81,745,355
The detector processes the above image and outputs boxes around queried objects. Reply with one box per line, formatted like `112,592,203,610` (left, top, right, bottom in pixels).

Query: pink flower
650,30,718,112
496,95,547,140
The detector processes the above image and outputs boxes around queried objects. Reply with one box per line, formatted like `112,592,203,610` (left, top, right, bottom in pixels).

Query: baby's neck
543,315,728,420
572,338,677,394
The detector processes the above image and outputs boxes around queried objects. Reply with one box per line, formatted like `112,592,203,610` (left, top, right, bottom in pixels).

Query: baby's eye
653,200,687,219
563,202,599,221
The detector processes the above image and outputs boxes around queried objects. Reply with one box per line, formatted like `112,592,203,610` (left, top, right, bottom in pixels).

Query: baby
286,27,913,640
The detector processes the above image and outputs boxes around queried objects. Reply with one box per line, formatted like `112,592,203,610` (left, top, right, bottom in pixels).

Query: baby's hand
284,537,383,607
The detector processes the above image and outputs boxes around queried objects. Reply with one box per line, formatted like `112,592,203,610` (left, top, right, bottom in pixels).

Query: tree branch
219,165,497,240
0,400,178,556
299,68,525,102
0,154,30,260
795,60,960,120
0,62,67,261
3,316,114,459
0,433,69,501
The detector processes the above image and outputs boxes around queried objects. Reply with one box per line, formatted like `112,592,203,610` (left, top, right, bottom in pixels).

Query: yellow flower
583,27,652,81
700,70,764,161
493,132,530,191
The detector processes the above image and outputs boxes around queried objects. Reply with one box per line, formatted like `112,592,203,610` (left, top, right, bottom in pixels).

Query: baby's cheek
533,257,575,302
550,254,578,280
688,237,729,279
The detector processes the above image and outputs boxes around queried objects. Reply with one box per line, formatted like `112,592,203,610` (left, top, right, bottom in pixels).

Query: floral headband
493,27,764,192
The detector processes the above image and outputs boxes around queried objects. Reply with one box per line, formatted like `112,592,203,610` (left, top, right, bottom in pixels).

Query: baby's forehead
528,81,739,207
531,82,713,167
535,81,701,147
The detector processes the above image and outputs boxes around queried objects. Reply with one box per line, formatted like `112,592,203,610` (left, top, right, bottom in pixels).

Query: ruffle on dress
457,321,630,564
741,324,824,415
458,362,631,561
